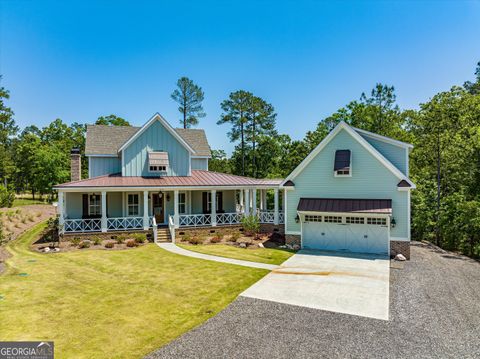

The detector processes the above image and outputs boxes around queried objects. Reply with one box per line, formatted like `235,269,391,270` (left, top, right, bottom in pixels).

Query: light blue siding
65,192,83,218
190,190,236,214
286,128,408,239
89,157,121,178
359,134,408,175
191,158,208,170
122,120,190,176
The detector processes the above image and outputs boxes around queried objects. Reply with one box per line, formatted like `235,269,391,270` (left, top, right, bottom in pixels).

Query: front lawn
0,223,268,358
178,243,295,265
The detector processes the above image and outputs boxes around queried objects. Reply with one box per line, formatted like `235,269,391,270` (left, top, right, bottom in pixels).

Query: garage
298,198,391,255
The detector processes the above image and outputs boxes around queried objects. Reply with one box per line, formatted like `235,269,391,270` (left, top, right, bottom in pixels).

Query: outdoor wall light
158,192,163,199
391,217,396,228
295,215,300,223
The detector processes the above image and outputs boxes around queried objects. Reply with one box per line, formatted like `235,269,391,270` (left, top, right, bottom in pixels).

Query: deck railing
63,218,101,233
107,217,144,231
178,213,212,227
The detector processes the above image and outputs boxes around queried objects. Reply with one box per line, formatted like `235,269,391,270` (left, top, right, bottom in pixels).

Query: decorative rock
292,244,301,251
53,248,60,252
258,243,264,248
239,242,247,248
43,247,50,253
395,254,407,261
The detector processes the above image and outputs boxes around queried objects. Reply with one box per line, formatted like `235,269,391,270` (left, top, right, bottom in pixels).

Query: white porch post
239,189,244,212
259,190,264,211
174,190,179,228
211,189,217,226
244,189,250,216
252,188,257,216
58,191,65,227
263,189,268,210
143,191,149,230
101,191,107,232
274,188,279,225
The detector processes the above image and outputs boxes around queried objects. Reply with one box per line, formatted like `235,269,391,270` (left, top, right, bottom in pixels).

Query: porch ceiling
54,170,282,190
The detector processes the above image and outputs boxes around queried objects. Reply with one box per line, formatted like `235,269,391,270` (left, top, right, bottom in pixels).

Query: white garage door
302,215,389,255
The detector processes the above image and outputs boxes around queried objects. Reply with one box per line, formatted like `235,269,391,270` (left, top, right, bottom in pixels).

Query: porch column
259,190,264,211
211,189,217,226
252,188,257,216
101,191,107,232
58,191,65,227
244,189,250,216
274,188,279,225
263,190,268,210
174,190,179,228
239,189,244,212
143,191,149,230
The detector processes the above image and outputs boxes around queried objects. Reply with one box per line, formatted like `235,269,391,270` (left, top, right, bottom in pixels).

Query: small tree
0,185,14,208
45,216,60,248
241,215,260,237
171,77,206,128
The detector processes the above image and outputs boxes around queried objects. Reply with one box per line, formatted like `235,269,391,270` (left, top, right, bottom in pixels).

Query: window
149,165,167,172
346,216,364,224
324,216,342,223
335,169,350,176
205,192,222,212
89,194,101,216
367,217,387,226
179,192,186,214
127,194,139,216
304,215,321,222
334,150,351,177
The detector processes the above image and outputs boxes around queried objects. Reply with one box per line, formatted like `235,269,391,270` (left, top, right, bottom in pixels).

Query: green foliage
126,240,137,248
78,240,90,249
187,236,204,245
132,233,146,244
208,149,231,174
92,236,102,246
171,77,206,129
241,215,260,236
0,185,15,207
104,242,114,248
70,237,81,246
95,114,130,126
228,232,241,242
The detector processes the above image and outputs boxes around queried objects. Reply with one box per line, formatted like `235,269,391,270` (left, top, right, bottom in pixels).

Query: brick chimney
70,148,81,182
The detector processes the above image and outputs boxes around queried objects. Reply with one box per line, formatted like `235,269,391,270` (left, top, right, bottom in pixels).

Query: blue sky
1,0,479,153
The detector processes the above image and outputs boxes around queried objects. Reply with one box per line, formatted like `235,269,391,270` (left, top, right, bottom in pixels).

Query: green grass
178,243,295,265
12,198,48,207
0,223,268,358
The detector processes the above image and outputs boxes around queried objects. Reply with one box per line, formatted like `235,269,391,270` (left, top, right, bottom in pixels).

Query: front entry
152,193,165,224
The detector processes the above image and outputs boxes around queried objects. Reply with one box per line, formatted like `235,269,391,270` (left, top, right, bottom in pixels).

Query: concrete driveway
240,249,390,320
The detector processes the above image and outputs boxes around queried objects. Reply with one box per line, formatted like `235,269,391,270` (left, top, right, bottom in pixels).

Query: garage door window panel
324,216,342,223
304,215,322,222
367,217,387,226
346,217,365,224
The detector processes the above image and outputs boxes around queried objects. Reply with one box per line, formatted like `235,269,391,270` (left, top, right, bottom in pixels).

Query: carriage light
295,215,300,223
391,217,396,228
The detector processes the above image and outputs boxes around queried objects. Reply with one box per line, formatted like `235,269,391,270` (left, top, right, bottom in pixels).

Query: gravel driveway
147,242,480,358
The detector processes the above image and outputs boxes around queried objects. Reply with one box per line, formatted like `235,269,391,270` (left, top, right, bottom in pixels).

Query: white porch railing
216,212,243,225
107,217,144,231
257,210,285,224
152,216,158,243
168,215,176,242
64,218,101,233
179,214,212,227
279,212,285,224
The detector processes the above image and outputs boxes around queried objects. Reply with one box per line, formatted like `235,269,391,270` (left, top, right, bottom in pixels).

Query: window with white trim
89,194,101,216
346,216,364,224
324,216,342,223
367,217,387,226
304,215,322,222
127,194,139,216
149,165,167,172
206,192,221,212
179,192,186,214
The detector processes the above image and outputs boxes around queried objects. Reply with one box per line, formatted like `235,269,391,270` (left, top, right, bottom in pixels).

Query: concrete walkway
156,242,278,270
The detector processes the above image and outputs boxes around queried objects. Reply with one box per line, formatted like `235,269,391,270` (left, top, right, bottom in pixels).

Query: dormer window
334,149,351,177
148,152,169,173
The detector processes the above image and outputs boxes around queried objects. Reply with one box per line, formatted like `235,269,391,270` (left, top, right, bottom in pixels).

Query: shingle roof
54,170,282,188
297,198,392,214
85,125,211,157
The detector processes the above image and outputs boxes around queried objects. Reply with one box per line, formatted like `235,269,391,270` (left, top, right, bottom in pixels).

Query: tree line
1,64,480,257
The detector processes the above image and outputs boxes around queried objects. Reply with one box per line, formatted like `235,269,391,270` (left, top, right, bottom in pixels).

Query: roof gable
119,113,195,154
281,121,415,188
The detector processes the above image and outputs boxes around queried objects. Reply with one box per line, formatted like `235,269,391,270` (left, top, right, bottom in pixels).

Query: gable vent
334,150,351,171
148,152,169,170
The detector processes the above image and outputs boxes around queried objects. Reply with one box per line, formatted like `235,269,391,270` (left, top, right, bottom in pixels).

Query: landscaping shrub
182,233,191,242
0,185,15,208
21,216,27,224
241,215,260,237
92,236,102,246
116,234,127,244
188,236,204,245
70,237,81,246
213,231,223,240
104,242,114,249
78,241,90,249
228,232,241,242
0,221,4,245
132,233,146,244
210,236,221,243
126,240,137,247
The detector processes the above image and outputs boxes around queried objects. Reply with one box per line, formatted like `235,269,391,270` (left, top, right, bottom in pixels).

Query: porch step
154,228,171,243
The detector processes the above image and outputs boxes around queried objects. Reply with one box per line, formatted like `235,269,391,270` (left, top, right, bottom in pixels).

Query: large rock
239,242,247,248
395,253,407,261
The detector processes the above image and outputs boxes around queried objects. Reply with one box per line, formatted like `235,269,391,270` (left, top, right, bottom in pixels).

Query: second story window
334,149,351,177
148,152,169,173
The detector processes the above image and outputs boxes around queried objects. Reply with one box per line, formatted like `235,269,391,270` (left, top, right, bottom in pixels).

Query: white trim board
353,126,413,150
118,113,196,155
281,121,415,189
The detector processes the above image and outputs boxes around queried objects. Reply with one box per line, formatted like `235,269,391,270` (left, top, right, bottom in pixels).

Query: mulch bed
178,231,286,249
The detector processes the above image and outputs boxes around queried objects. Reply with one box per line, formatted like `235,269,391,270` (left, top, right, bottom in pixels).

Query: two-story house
54,114,414,258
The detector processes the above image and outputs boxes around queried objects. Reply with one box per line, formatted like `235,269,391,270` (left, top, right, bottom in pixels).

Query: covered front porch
57,187,285,234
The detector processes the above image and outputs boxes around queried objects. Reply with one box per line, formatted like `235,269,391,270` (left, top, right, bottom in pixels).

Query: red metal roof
297,198,392,214
54,170,282,189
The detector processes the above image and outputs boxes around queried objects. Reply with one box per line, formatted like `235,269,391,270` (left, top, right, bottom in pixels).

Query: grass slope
0,223,267,358
177,243,295,265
